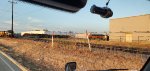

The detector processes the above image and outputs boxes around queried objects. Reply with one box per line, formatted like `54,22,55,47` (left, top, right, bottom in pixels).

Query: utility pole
8,0,17,38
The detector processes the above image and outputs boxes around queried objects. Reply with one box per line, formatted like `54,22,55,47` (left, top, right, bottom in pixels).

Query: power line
0,9,13,19
11,1,45,20
14,8,44,20
0,8,11,12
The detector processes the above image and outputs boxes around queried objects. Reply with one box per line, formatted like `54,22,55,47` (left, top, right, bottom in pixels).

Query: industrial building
109,14,150,42
75,33,87,39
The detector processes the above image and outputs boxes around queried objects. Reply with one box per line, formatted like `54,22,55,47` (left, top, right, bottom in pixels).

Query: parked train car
89,34,109,41
22,33,70,38
75,33,109,41
0,31,11,37
21,30,71,38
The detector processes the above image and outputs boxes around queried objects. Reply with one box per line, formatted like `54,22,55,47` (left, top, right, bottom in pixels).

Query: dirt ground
0,38,149,71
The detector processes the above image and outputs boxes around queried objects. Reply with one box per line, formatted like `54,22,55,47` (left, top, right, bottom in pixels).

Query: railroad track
76,42,150,55
20,38,150,55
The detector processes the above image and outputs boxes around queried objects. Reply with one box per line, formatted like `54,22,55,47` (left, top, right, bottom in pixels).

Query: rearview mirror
90,5,113,18
65,62,76,71
20,0,87,13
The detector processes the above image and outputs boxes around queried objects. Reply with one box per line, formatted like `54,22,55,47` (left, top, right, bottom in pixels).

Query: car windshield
0,0,150,71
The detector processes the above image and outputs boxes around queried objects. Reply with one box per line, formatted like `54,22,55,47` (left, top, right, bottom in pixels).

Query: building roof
110,14,150,20
109,14,150,33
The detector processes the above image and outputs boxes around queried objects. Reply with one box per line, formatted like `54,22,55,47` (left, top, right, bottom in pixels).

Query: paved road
0,52,22,71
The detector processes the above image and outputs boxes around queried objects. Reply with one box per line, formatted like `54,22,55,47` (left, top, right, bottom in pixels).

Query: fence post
120,36,121,42
138,36,139,43
86,30,92,51
52,31,54,48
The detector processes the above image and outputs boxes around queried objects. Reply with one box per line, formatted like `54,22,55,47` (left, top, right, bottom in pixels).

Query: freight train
0,31,11,37
22,33,70,38
75,33,109,41
88,34,109,41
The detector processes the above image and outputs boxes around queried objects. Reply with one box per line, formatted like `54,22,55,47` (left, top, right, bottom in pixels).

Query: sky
0,0,150,33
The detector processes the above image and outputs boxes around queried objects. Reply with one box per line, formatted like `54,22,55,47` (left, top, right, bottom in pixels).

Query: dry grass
48,38,150,49
0,38,149,71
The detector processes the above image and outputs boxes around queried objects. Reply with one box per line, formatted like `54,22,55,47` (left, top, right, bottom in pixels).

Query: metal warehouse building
109,14,150,42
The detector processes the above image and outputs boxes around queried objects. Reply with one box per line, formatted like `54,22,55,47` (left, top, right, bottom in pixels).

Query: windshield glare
0,0,150,71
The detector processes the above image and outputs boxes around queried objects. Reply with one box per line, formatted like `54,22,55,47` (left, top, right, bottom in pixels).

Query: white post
86,30,92,51
52,31,54,48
